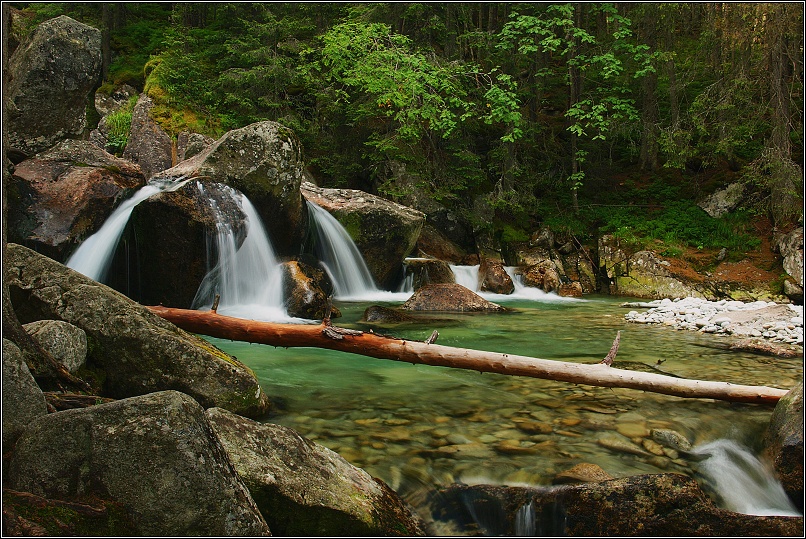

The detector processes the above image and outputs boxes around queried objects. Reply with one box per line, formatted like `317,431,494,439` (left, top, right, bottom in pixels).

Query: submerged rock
6,243,270,418
361,305,419,324
206,407,426,536
6,391,271,536
402,284,506,312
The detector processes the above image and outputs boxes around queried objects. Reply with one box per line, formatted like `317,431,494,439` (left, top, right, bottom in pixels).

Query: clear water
206,294,803,520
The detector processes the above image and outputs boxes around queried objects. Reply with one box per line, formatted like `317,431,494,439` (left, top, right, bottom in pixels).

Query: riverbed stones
6,15,102,156
5,391,271,536
650,429,692,452
402,283,506,312
5,243,270,418
205,407,426,536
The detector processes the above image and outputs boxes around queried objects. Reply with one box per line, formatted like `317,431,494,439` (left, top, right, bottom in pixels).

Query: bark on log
147,306,789,405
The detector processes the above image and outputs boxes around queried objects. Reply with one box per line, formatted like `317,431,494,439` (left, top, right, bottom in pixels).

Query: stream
207,293,803,523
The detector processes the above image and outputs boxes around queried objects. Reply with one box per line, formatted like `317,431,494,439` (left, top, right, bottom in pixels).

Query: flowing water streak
306,200,410,302
191,183,291,322
66,177,191,282
449,264,578,302
513,500,536,536
691,439,801,516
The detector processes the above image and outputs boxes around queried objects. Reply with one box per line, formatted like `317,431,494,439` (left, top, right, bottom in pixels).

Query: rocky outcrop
93,83,137,117
7,140,145,261
281,259,334,320
5,243,270,418
777,226,804,304
302,182,425,289
5,16,102,156
123,181,247,308
429,474,803,536
177,131,215,161
414,223,469,263
402,283,505,312
764,381,804,512
122,94,174,178
23,320,87,374
5,391,271,536
206,407,426,536
479,257,515,294
699,183,746,218
164,121,307,256
522,260,561,293
403,258,456,291
2,340,48,447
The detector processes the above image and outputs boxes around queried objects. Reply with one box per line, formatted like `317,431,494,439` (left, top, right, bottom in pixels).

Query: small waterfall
450,264,480,291
691,439,800,516
191,184,290,322
66,177,190,282
449,264,575,302
306,201,410,301
514,500,536,536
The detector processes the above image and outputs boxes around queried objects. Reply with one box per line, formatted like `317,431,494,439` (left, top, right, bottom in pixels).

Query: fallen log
147,306,789,405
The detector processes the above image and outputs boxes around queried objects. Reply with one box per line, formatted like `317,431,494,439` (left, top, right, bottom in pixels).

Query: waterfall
691,439,801,516
306,200,410,301
191,183,291,322
448,264,576,302
513,500,536,536
66,177,190,282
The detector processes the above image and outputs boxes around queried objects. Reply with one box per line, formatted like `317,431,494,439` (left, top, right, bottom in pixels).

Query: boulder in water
5,391,271,536
302,182,425,289
479,257,515,294
402,283,505,312
5,15,102,156
361,305,418,324
403,258,456,290
163,121,307,257
281,259,335,320
6,243,271,418
8,140,146,261
206,407,427,536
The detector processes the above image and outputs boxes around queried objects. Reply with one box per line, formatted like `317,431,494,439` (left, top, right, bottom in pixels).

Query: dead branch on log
425,330,439,344
146,306,789,405
601,331,620,366
44,392,116,411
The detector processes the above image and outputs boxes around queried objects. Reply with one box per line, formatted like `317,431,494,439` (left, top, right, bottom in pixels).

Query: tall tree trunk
568,3,583,213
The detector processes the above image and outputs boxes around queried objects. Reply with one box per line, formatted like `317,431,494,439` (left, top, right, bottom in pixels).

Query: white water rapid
449,264,580,302
306,201,410,302
691,439,801,516
66,177,191,282
191,183,297,322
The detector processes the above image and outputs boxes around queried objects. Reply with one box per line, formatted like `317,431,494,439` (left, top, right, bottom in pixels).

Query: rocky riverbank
623,297,804,353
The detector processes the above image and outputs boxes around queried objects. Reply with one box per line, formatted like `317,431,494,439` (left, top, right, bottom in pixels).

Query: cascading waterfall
691,439,801,516
191,183,291,322
306,200,410,302
448,264,577,302
67,177,191,282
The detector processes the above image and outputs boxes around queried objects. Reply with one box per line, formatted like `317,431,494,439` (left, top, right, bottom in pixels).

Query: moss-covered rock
6,391,271,536
5,243,270,418
206,407,426,536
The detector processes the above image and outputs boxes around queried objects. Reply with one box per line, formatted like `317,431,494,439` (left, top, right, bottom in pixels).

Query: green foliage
104,95,138,156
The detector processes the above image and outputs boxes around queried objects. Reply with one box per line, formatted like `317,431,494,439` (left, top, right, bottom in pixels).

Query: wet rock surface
402,283,506,312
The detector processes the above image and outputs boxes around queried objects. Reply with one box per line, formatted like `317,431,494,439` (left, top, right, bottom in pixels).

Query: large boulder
429,474,803,536
206,407,426,536
7,140,145,261
5,391,271,536
479,257,514,294
2,339,48,447
163,121,307,256
6,16,102,156
302,182,425,289
281,259,335,320
414,223,468,263
122,94,174,179
777,226,804,304
402,283,505,312
121,180,247,308
698,182,746,218
5,243,270,418
23,320,87,373
764,381,804,512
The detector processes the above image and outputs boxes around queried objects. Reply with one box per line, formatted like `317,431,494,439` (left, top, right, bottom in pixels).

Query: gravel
623,297,804,346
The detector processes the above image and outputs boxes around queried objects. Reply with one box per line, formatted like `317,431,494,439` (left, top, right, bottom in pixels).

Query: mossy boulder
429,474,803,536
5,243,270,418
5,391,271,536
206,407,426,536
163,121,307,256
302,182,425,289
764,381,804,512
122,94,173,179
